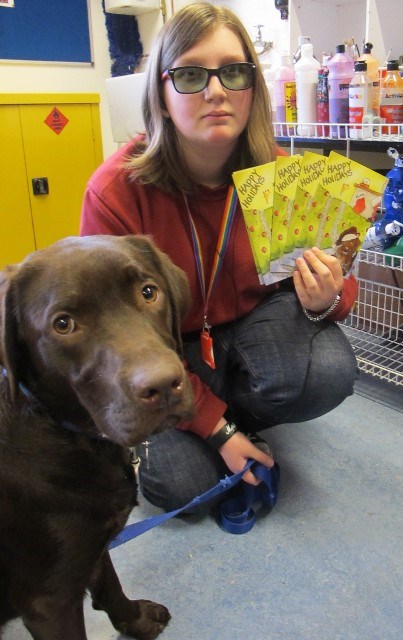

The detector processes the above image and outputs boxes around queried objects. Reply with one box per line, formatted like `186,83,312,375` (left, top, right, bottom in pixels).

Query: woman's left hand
293,246,343,313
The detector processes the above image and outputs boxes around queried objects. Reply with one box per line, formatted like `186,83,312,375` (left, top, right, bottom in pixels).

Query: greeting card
233,152,388,283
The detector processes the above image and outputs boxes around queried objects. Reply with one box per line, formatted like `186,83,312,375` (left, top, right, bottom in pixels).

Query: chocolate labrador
0,235,194,640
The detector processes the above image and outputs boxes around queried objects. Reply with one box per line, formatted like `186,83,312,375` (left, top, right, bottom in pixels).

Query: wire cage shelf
273,121,403,142
273,122,403,156
341,249,403,386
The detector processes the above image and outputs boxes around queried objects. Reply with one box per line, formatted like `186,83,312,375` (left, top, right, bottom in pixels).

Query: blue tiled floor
4,375,403,640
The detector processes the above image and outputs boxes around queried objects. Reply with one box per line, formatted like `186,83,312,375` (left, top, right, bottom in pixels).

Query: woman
81,3,358,512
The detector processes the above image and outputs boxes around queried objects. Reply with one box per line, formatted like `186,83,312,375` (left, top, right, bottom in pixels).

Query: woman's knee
229,321,358,427
279,323,358,422
137,429,227,512
308,322,357,386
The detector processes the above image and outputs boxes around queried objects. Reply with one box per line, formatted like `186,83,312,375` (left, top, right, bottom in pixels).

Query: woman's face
162,26,253,155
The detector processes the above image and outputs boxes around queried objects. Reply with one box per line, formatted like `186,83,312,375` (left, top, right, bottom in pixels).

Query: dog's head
0,235,194,446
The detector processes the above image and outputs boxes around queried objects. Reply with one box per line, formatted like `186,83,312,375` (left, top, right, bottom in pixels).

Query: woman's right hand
218,431,274,485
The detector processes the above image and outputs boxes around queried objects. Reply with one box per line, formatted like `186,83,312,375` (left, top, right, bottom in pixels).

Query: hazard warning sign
44,108,69,135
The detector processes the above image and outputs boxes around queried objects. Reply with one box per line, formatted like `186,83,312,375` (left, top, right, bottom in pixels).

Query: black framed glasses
161,62,256,94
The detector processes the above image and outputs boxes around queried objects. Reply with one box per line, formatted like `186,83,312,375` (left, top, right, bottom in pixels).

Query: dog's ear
0,265,20,400
122,235,191,353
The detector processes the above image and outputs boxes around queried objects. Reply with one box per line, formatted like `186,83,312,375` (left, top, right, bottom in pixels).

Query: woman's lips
204,111,231,118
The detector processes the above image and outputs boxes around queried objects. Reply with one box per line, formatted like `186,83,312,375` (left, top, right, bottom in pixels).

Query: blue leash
109,460,280,549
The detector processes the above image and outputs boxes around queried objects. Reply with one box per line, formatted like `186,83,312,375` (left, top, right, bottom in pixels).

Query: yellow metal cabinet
0,94,103,269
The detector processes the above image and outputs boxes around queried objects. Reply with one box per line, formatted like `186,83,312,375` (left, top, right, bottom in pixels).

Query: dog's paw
115,599,171,640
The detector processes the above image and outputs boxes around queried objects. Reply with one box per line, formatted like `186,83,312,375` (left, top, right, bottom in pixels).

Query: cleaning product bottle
349,60,370,139
380,60,403,134
362,219,403,252
294,43,321,136
317,55,330,136
383,147,403,224
328,44,354,138
274,53,297,135
358,42,380,116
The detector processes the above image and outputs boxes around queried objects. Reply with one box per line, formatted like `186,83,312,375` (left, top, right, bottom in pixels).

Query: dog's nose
133,364,185,408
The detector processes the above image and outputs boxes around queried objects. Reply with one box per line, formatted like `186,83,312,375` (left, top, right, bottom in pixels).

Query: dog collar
0,370,109,442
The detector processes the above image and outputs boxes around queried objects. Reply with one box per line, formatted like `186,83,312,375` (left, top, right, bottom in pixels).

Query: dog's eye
142,285,158,302
53,315,76,334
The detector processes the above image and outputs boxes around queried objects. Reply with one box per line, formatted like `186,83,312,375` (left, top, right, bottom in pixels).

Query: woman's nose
204,75,226,99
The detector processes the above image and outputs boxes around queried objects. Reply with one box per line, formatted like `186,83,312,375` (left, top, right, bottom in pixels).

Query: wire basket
341,249,403,386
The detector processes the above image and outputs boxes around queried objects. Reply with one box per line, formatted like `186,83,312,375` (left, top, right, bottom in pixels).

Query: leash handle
109,459,279,549
218,462,280,534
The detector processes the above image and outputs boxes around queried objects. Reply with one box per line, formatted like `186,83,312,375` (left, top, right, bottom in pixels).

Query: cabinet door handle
32,177,49,195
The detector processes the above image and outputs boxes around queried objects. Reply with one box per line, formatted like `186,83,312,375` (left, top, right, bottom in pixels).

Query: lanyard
183,185,238,368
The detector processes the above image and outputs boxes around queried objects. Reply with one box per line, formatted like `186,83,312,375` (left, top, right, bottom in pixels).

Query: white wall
1,1,397,162
0,1,290,160
211,0,290,68
366,0,403,66
290,0,367,61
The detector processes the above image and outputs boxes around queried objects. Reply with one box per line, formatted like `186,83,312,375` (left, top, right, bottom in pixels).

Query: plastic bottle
344,37,360,63
380,60,403,134
349,60,370,139
294,43,321,136
328,44,354,138
383,148,403,224
274,53,297,135
263,67,277,121
317,55,330,136
361,219,403,252
358,42,380,115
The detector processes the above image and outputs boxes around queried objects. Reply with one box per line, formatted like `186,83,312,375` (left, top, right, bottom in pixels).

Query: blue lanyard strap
109,459,280,549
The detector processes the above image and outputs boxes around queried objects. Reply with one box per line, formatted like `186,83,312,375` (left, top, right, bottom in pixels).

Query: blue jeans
138,290,358,512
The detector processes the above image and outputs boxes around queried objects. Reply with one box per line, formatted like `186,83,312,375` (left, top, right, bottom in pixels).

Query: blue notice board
0,0,92,63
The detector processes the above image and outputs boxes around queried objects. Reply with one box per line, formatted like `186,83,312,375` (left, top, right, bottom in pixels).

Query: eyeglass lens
170,63,254,94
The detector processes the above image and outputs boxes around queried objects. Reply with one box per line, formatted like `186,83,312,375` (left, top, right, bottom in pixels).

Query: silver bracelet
302,294,341,322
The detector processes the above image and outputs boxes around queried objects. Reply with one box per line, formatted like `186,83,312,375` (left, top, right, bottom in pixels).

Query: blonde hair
127,2,276,192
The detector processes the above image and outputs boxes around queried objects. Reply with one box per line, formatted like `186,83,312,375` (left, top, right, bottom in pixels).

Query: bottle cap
300,43,314,57
354,61,367,72
336,44,346,53
363,42,373,54
386,60,399,71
